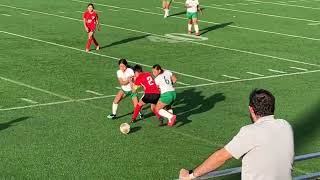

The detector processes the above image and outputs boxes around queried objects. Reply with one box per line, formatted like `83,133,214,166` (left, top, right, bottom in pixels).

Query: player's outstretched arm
83,18,88,32
179,148,232,179
171,74,177,84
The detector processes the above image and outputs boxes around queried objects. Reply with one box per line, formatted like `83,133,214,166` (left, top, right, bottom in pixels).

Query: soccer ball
120,123,130,134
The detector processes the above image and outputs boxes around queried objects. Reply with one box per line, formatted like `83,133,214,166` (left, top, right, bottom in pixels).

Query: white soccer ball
120,123,130,134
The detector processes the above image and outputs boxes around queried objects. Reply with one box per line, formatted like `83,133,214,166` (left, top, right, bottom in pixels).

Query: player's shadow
200,22,233,35
101,34,150,49
0,116,30,131
169,8,205,17
174,89,226,127
129,126,142,134
169,11,186,17
292,100,320,152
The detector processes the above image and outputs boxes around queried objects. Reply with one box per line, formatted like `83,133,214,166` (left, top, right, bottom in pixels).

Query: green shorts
160,91,176,105
186,12,198,19
122,90,137,99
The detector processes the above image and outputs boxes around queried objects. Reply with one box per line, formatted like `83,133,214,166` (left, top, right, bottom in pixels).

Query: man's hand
85,27,89,32
179,169,191,180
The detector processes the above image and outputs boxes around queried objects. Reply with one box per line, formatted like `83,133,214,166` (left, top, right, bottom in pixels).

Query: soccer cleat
138,112,144,120
130,119,136,123
107,114,117,119
85,48,90,52
195,32,200,36
96,46,100,50
167,115,177,127
188,31,192,35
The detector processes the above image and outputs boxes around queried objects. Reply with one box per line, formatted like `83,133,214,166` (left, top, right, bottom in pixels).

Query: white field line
290,66,308,71
115,87,121,90
2,4,320,68
58,11,65,14
1,13,11,16
225,4,235,6
72,0,320,42
2,70,320,111
176,81,191,86
211,4,222,6
0,95,116,111
20,98,38,104
246,0,320,10
0,30,217,84
107,9,119,12
238,3,249,5
195,3,319,23
0,76,71,100
174,69,320,89
141,8,150,11
222,75,241,80
21,13,29,15
308,22,320,25
86,90,104,96
268,69,287,73
75,10,83,13
246,72,264,76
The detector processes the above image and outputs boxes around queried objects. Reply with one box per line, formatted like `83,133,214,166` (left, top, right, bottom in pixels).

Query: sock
168,109,173,114
92,37,99,46
188,24,192,32
112,103,118,115
159,109,174,120
153,109,161,119
194,24,199,34
86,38,93,49
132,104,142,120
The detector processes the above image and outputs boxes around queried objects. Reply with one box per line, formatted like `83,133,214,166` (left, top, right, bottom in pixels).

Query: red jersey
83,11,98,30
134,72,160,94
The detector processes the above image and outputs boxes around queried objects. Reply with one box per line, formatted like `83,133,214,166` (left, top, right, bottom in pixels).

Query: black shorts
141,93,160,104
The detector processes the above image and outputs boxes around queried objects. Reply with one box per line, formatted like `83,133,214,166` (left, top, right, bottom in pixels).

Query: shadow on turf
101,34,150,49
129,126,142,134
169,11,186,17
0,116,30,131
200,22,233,35
138,89,225,127
292,101,320,152
174,89,225,127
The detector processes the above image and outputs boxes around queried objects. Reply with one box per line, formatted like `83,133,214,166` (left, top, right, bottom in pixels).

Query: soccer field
1,0,320,179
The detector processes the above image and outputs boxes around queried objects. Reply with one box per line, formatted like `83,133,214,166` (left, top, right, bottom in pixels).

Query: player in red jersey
83,3,100,52
130,65,162,124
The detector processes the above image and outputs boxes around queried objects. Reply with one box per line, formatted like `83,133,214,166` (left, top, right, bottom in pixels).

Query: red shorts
86,24,96,32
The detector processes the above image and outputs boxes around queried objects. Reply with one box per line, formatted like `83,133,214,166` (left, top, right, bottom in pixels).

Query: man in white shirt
179,89,294,180
185,0,202,36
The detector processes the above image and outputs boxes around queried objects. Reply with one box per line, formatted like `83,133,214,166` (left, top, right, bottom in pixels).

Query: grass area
0,0,319,179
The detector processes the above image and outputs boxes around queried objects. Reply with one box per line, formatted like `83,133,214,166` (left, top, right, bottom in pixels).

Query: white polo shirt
225,115,294,180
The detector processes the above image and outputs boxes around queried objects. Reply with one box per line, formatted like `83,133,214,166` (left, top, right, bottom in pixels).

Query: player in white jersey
152,64,177,127
107,59,140,119
185,0,202,36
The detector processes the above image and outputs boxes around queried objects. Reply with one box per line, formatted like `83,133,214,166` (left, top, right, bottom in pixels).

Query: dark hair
133,65,143,73
87,3,94,9
152,64,164,74
249,89,275,117
118,59,128,67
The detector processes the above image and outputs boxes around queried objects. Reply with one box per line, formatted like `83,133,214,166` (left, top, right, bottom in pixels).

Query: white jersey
116,68,134,92
186,0,199,13
155,70,175,94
